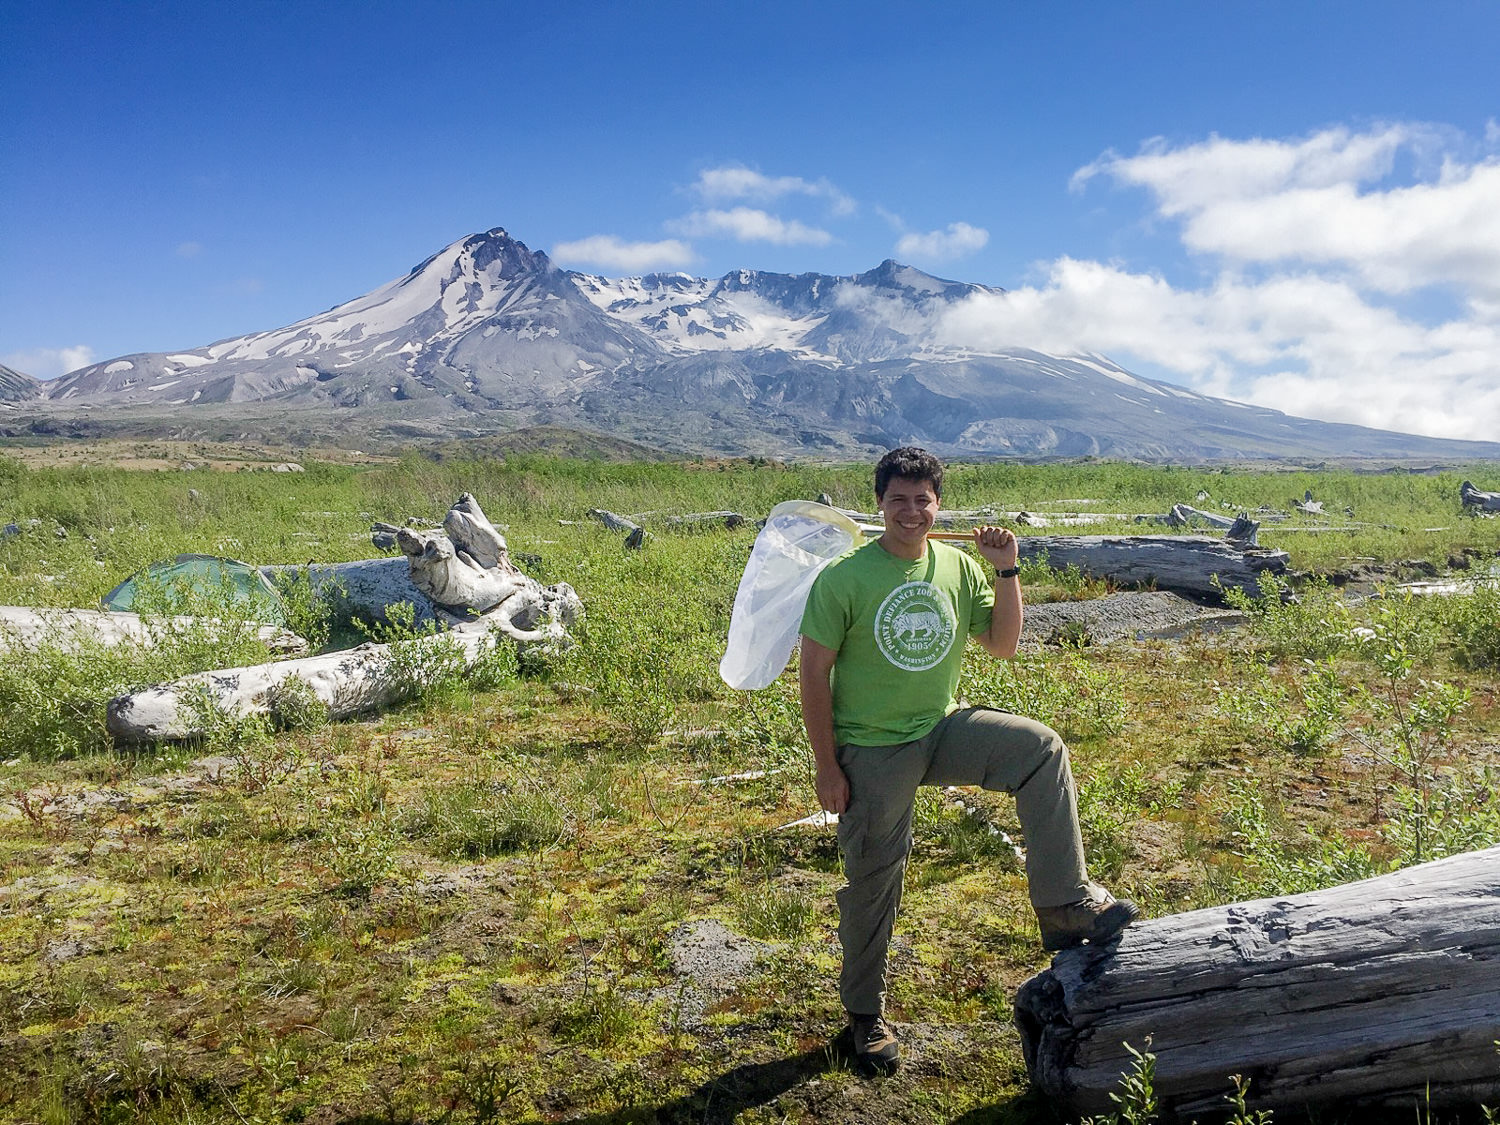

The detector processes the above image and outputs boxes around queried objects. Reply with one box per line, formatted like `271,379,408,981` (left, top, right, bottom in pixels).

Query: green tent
101,554,287,624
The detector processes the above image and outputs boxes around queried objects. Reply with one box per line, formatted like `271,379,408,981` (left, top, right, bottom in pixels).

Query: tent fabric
101,554,287,623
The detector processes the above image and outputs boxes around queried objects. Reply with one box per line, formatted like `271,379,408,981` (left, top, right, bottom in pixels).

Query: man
799,447,1138,1075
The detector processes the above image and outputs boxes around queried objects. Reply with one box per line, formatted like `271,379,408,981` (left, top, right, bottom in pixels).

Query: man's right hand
816,759,850,815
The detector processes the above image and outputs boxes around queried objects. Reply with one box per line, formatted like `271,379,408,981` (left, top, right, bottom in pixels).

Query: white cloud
1079,126,1500,296
668,208,833,246
934,257,1500,442
691,165,856,216
894,222,989,262
2,346,97,379
957,124,1500,443
549,235,696,273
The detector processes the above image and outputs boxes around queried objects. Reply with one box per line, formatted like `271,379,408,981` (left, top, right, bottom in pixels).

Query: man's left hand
973,525,1018,571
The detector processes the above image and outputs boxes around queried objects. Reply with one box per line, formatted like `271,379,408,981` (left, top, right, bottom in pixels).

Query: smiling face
875,475,940,559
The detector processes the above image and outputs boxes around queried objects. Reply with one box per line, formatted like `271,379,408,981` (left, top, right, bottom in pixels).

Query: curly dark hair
874,446,944,500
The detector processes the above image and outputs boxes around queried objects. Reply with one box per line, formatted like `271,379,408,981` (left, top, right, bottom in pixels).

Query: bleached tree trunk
0,607,306,655
1014,846,1500,1120
106,618,506,742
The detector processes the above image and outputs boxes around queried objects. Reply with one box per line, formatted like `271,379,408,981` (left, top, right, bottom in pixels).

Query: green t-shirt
800,538,995,747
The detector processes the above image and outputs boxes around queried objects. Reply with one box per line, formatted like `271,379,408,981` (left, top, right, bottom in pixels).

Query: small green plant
405,775,568,857
1218,657,1347,756
1355,622,1473,865
1224,1073,1274,1124
1078,763,1182,881
1082,1039,1159,1125
265,673,329,731
324,814,399,895
1440,578,1500,669
737,879,815,940
1020,552,1112,602
1215,778,1377,898
961,646,1126,740
1220,571,1355,660
270,565,341,652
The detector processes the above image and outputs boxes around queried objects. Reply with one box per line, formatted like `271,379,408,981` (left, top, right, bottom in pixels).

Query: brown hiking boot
1036,887,1141,951
846,1012,900,1075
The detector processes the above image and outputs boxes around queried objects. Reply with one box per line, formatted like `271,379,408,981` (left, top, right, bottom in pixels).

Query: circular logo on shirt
874,580,958,671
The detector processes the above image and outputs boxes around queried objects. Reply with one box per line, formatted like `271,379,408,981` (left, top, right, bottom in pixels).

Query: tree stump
1014,846,1500,1119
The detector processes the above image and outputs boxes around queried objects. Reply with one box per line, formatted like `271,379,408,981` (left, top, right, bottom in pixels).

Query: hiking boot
1036,887,1141,951
846,1012,900,1075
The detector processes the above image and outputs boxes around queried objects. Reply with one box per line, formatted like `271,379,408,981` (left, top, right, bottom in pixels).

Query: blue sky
4,1,1499,441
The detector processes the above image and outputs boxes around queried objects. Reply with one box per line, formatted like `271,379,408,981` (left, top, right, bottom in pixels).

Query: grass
1,448,1499,1122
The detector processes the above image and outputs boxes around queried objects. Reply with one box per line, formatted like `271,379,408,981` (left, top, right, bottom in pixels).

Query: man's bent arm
799,635,848,814
972,525,1023,659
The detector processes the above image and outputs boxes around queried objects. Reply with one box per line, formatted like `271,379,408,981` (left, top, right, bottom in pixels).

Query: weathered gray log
588,508,641,533
1165,503,1235,531
105,617,512,742
1461,480,1500,512
0,607,306,655
1016,535,1288,597
1015,846,1500,1120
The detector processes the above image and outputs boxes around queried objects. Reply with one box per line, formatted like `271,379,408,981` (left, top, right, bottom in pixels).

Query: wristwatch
995,566,1021,579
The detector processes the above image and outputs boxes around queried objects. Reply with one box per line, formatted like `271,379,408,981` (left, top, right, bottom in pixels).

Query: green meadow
2,450,1499,1124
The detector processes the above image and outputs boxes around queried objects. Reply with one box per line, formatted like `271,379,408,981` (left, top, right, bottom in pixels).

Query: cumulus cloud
1078,126,1500,296
934,255,1500,442
550,235,696,272
895,222,989,262
952,125,1500,443
2,346,97,379
691,165,856,216
668,208,833,246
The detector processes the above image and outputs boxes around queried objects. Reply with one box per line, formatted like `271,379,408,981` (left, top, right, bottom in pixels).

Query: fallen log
1164,503,1234,531
1014,846,1500,1119
0,607,306,655
588,508,640,533
107,618,511,742
1016,535,1288,598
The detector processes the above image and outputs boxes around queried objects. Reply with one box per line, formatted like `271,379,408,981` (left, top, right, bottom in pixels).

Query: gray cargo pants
835,706,1090,1017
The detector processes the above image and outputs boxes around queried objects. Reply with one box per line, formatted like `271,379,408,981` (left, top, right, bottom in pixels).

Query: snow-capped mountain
34,227,1500,461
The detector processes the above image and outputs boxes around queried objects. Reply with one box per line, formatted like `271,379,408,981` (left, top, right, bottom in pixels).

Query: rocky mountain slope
0,363,42,403
28,228,1500,461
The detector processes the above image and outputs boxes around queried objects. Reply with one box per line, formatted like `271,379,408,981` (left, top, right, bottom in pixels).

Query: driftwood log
1016,535,1287,598
0,607,306,655
1015,846,1500,1119
1462,480,1500,512
107,618,511,742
